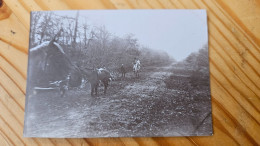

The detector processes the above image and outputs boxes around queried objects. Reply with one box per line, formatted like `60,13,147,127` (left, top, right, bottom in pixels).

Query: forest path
115,63,176,99
25,62,212,137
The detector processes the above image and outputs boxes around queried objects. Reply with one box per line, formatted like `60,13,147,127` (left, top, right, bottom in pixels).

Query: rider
133,57,141,71
133,57,140,66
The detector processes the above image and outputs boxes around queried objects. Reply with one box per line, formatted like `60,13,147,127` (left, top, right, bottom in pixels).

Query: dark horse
29,39,84,96
28,29,75,94
82,68,112,96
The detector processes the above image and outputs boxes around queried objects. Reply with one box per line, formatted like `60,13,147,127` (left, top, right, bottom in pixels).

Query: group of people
120,57,141,78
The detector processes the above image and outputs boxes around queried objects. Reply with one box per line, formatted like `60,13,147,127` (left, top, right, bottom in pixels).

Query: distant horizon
37,10,208,61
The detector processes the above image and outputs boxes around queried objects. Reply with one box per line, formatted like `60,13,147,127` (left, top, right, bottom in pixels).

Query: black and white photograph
24,10,212,138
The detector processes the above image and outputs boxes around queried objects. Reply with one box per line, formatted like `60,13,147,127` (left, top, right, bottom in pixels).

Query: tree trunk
72,11,79,48
39,12,52,44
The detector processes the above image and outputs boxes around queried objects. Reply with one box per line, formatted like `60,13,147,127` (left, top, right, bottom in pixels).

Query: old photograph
24,10,212,137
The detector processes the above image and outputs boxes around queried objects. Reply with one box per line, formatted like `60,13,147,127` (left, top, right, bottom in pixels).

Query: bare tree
82,20,88,47
72,11,79,48
39,12,52,44
30,12,42,46
32,12,174,70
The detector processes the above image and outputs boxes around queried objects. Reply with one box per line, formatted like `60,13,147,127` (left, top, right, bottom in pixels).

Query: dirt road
25,63,212,137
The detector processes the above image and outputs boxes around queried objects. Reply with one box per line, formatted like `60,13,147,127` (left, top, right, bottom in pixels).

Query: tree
197,45,209,68
183,44,209,87
72,11,79,48
30,12,42,46
83,22,88,47
31,12,176,72
39,12,53,44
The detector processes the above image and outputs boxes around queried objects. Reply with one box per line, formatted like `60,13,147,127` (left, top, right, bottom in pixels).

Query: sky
50,10,208,61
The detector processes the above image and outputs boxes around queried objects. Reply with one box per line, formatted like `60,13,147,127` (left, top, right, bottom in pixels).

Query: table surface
0,0,259,145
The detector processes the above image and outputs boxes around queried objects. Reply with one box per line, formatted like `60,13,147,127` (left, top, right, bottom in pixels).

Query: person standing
120,64,126,78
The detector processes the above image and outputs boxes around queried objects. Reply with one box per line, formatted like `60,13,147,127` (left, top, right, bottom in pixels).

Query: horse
133,61,141,78
82,68,112,96
97,68,113,94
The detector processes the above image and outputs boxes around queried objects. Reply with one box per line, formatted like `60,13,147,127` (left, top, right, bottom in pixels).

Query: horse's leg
103,81,108,94
59,80,67,97
60,87,65,97
104,85,107,94
91,83,97,96
91,86,94,96
95,84,98,95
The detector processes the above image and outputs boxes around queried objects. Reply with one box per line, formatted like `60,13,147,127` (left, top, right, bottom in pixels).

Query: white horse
133,60,141,78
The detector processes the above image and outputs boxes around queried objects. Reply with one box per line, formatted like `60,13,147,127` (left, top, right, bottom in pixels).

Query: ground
24,63,213,138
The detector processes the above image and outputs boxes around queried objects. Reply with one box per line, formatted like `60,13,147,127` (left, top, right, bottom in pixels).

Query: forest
29,11,173,74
